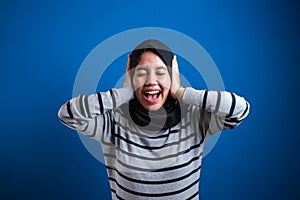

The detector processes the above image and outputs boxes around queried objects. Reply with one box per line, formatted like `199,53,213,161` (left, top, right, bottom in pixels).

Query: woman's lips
143,90,161,104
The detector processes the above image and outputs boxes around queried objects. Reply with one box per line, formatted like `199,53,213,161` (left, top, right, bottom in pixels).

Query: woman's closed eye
156,71,167,76
156,67,168,76
137,72,147,77
135,67,148,77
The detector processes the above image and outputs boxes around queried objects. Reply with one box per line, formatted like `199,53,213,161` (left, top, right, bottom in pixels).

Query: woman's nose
145,72,157,85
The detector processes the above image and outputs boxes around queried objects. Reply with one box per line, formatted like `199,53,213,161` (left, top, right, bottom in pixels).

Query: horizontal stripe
199,110,208,144
110,89,116,108
241,101,249,117
108,126,197,151
60,88,249,200
225,117,242,124
115,193,125,200
154,154,201,172
104,153,201,173
110,189,125,200
187,191,199,200
66,101,73,118
212,91,221,114
103,141,202,162
202,90,208,110
114,120,176,139
226,93,236,118
109,177,200,197
88,117,98,137
224,123,235,129
113,115,193,139
79,120,89,133
79,95,87,117
84,95,91,118
107,164,201,185
97,93,104,114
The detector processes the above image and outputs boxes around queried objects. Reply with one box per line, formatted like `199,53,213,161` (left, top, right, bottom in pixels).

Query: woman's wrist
175,86,186,101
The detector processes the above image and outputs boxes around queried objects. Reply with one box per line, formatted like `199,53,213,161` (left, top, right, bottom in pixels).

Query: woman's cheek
158,78,171,89
133,77,146,91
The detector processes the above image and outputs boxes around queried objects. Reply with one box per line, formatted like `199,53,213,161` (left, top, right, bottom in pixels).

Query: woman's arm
58,87,133,135
58,55,133,137
171,56,250,135
182,87,250,133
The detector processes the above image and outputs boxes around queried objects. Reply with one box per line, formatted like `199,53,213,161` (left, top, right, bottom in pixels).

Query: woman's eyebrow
155,65,167,70
135,66,147,71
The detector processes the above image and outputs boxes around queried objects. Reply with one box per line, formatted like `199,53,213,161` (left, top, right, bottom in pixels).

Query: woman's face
132,51,171,111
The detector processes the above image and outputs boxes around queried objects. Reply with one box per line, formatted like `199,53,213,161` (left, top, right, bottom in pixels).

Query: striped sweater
58,86,250,200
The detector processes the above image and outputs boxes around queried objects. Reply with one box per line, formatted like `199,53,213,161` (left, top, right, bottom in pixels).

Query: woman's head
130,40,174,111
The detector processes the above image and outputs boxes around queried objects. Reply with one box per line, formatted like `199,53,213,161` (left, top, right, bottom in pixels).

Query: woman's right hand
124,54,132,88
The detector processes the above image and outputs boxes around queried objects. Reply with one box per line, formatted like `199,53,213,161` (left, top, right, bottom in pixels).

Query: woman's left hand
170,55,181,99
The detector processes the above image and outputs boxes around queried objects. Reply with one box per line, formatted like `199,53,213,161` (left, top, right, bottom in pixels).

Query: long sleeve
182,87,250,135
58,86,133,138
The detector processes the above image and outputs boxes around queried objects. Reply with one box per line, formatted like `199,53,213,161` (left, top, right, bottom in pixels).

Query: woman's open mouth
143,90,161,104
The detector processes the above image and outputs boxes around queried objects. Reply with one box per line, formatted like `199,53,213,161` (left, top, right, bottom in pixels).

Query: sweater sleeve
57,86,133,138
182,87,250,135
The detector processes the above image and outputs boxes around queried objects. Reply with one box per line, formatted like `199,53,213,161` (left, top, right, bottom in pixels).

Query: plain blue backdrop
1,0,299,199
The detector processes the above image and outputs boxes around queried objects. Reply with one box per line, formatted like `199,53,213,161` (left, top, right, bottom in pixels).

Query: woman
58,39,250,199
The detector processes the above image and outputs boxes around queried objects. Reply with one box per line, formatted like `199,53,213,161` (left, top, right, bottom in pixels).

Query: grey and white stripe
58,86,250,199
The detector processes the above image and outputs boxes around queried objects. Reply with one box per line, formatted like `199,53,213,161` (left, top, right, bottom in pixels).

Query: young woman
58,39,250,199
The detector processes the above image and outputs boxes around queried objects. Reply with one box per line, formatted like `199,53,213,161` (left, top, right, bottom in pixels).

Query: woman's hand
170,55,181,99
124,54,132,88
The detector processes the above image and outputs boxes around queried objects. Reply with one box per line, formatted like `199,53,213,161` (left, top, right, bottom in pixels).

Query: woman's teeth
145,91,160,95
144,91,160,100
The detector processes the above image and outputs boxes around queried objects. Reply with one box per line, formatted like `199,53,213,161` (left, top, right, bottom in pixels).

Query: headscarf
127,39,181,130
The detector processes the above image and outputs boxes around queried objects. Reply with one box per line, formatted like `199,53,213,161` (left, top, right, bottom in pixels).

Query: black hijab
127,39,182,130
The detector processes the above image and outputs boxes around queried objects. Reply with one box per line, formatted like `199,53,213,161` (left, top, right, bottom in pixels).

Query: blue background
1,0,299,199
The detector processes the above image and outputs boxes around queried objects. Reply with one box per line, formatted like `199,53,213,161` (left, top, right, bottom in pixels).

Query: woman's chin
147,104,163,111
139,102,163,111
